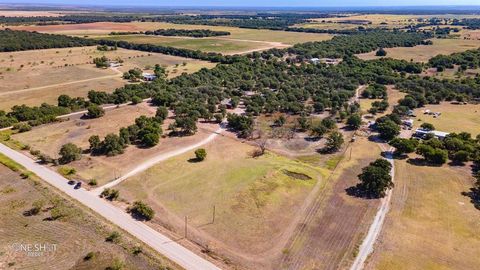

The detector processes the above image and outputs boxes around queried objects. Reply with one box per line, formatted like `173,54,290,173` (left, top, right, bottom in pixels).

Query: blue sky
1,0,479,7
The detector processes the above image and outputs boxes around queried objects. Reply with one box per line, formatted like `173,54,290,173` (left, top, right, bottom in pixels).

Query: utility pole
212,205,216,224
184,216,188,239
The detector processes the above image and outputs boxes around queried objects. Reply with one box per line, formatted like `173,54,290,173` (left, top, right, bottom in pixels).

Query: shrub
128,201,155,221
195,148,207,161
105,231,121,243
58,143,82,164
86,104,105,119
13,122,32,133
84,251,96,261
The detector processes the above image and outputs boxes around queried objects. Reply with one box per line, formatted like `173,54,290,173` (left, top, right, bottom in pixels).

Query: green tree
325,131,344,152
346,114,362,129
128,201,155,221
58,143,82,164
420,122,435,131
377,120,400,140
195,148,207,161
86,104,105,119
376,47,387,57
88,135,101,153
357,159,393,198
389,138,418,155
102,134,125,156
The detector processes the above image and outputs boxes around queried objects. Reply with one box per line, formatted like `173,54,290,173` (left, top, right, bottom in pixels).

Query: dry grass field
366,158,480,270
11,21,334,45
306,14,480,29
116,135,327,267
98,34,277,54
12,103,222,185
356,38,480,62
280,136,382,270
12,103,157,158
411,103,480,136
0,10,67,17
0,162,177,270
0,46,215,110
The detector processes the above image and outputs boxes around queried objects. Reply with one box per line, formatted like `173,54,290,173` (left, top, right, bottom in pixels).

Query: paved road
350,144,395,270
0,143,221,270
93,125,225,194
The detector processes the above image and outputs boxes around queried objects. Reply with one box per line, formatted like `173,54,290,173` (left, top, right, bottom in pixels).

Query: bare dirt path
92,124,226,194
0,67,122,96
0,142,221,270
350,144,395,270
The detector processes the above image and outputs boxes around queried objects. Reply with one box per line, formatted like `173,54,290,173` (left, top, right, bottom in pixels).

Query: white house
142,73,157,81
414,128,449,140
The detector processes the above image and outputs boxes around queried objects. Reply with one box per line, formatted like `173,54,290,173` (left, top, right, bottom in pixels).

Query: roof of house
414,128,449,138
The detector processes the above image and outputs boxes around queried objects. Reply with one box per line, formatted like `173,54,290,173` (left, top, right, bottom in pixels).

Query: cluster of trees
394,76,480,108
452,18,480,29
123,68,143,81
2,103,70,128
226,114,254,138
428,48,480,71
390,132,480,165
362,84,389,114
97,44,117,51
144,29,230,37
282,31,431,59
89,111,166,156
356,159,393,198
93,56,109,68
0,29,95,52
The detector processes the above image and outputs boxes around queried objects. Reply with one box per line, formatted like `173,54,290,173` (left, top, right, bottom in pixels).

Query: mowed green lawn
117,136,326,254
98,35,271,54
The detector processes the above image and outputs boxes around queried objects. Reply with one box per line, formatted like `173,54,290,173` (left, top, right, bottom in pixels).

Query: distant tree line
145,29,230,37
0,29,96,52
428,48,480,71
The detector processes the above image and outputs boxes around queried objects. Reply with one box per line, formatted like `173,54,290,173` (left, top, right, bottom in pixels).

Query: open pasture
117,134,326,260
98,34,276,54
12,102,222,185
356,38,480,62
0,163,176,270
412,102,480,136
0,46,214,109
366,159,480,270
11,21,334,45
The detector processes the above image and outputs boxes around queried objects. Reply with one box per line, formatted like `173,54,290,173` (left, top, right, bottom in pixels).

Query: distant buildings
310,58,341,65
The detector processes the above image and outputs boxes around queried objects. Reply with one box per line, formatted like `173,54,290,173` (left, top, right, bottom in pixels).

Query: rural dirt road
0,143,221,270
93,125,226,194
350,144,395,270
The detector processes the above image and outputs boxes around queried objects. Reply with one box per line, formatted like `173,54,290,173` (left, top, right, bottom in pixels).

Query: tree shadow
345,185,382,200
187,158,202,163
461,188,480,210
407,158,442,167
